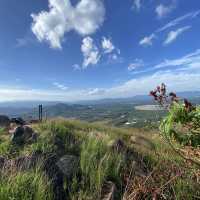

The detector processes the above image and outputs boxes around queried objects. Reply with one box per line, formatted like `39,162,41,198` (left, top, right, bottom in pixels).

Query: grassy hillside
0,119,199,199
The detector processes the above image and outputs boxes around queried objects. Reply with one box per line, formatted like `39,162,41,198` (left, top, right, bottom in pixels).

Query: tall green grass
0,168,53,200
80,137,124,195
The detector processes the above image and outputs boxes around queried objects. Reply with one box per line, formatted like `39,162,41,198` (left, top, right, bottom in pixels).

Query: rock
10,117,25,125
101,181,117,200
53,135,65,156
1,151,43,171
0,156,5,169
23,126,34,140
131,161,147,177
43,154,66,200
0,153,67,200
109,139,126,153
30,132,38,142
11,126,25,145
0,115,10,128
0,151,47,172
56,155,79,179
10,125,38,145
125,148,148,177
14,152,43,170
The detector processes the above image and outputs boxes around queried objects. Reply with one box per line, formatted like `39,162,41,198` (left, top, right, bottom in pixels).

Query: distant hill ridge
0,91,199,108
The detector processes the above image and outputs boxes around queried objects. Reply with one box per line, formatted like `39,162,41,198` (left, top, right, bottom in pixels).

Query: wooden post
39,105,43,122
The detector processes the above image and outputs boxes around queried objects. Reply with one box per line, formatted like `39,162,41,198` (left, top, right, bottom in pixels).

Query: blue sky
0,0,200,101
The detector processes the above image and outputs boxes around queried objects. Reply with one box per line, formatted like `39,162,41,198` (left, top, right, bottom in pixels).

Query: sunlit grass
0,119,199,199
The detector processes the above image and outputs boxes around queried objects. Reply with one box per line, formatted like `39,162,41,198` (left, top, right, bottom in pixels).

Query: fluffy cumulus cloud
101,37,115,54
155,3,175,18
31,0,105,49
163,26,191,45
81,37,100,68
139,34,155,46
128,59,144,71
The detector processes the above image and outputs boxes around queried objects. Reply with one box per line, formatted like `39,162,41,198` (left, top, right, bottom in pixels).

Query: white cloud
101,37,115,54
139,34,156,46
163,26,191,45
81,37,100,68
1,71,200,102
128,59,144,71
132,0,142,11
155,3,175,18
154,49,200,69
31,0,105,49
157,10,200,32
88,88,105,95
2,49,200,101
109,71,200,97
53,82,68,90
139,10,199,46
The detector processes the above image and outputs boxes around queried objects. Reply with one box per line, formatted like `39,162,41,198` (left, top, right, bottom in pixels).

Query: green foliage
79,137,124,198
0,128,5,135
0,169,52,200
174,178,200,200
160,102,200,147
0,119,199,199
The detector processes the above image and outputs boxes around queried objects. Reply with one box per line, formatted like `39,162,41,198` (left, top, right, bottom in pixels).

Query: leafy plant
150,83,200,166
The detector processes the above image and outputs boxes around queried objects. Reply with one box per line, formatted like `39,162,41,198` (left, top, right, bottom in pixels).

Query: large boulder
10,117,25,125
43,154,66,200
0,115,10,128
56,155,79,179
11,126,25,145
11,125,38,145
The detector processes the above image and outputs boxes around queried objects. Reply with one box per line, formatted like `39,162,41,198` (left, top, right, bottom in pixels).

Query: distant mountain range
0,91,199,118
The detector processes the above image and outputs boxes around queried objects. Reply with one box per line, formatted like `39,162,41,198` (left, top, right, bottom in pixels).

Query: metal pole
39,105,43,121
39,105,40,121
41,105,43,121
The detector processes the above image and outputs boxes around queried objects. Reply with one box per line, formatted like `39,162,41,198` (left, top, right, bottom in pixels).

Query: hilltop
0,119,199,200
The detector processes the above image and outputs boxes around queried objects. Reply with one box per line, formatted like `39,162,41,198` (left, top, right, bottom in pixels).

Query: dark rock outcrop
56,155,79,179
109,139,126,153
10,125,38,145
0,156,5,169
101,181,117,200
0,115,10,128
43,154,66,200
